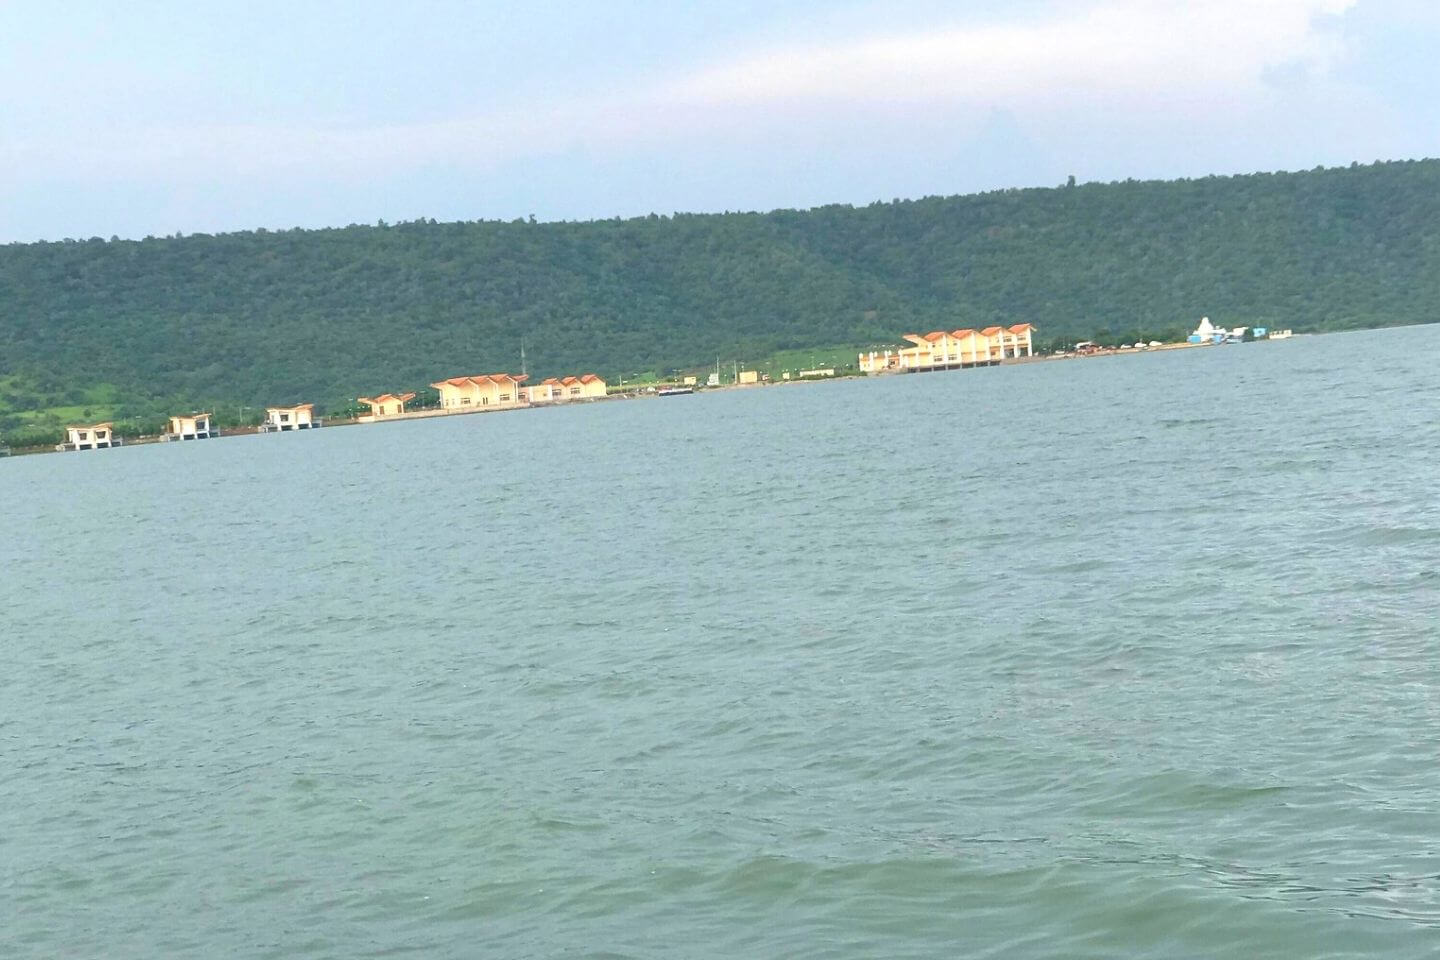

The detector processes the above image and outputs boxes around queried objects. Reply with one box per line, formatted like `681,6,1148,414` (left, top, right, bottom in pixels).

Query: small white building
163,412,218,441
60,422,119,451
261,404,320,432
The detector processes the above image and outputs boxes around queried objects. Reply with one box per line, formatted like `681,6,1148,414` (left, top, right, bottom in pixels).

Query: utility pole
520,337,527,378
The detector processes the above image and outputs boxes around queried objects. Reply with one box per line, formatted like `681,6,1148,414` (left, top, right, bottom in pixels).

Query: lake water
4,326,1440,958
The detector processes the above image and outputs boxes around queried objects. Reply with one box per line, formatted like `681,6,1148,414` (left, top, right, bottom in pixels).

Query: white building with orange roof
60,422,119,451
357,392,416,420
261,404,320,432
430,374,528,411
163,412,217,441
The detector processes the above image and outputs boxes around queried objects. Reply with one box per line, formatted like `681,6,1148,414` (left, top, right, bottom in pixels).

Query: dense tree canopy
2,159,1437,433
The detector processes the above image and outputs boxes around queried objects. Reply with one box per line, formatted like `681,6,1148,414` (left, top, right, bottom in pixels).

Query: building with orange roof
951,328,992,364
357,392,416,420
261,403,320,432
430,374,528,411
998,323,1034,358
60,422,119,451
163,412,217,441
565,374,607,399
522,373,607,403
859,323,1034,374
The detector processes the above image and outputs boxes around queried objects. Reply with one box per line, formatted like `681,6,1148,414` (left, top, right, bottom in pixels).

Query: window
499,393,510,402
482,396,489,405
461,397,471,405
280,413,290,422
570,387,580,395
78,431,88,440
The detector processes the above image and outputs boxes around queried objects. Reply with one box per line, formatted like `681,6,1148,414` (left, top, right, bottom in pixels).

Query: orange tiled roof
980,326,1004,336
922,331,947,342
267,404,313,413
431,375,526,389
579,374,604,384
1008,323,1034,333
951,328,978,338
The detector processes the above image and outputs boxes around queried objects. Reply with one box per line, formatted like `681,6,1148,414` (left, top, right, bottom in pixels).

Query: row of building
859,324,1035,374
60,404,321,450
357,373,608,421
57,373,608,450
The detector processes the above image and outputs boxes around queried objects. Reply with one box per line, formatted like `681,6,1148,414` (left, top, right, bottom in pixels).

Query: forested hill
3,158,1439,421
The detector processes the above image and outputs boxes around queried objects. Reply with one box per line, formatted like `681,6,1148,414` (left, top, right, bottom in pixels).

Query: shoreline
0,337,1282,458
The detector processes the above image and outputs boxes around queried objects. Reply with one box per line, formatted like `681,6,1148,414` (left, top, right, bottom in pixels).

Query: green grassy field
751,344,867,379
0,378,132,447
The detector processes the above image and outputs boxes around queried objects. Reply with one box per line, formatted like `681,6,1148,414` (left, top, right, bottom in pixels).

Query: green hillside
3,159,1439,442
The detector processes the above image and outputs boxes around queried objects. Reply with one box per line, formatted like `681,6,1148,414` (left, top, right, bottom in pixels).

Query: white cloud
666,0,1358,107
0,0,1368,186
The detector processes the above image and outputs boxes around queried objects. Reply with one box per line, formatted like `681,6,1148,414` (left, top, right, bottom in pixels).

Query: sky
2,0,1439,242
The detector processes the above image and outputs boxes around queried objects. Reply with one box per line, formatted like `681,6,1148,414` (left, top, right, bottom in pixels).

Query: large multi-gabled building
522,374,607,403
859,324,1034,373
430,374,528,411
